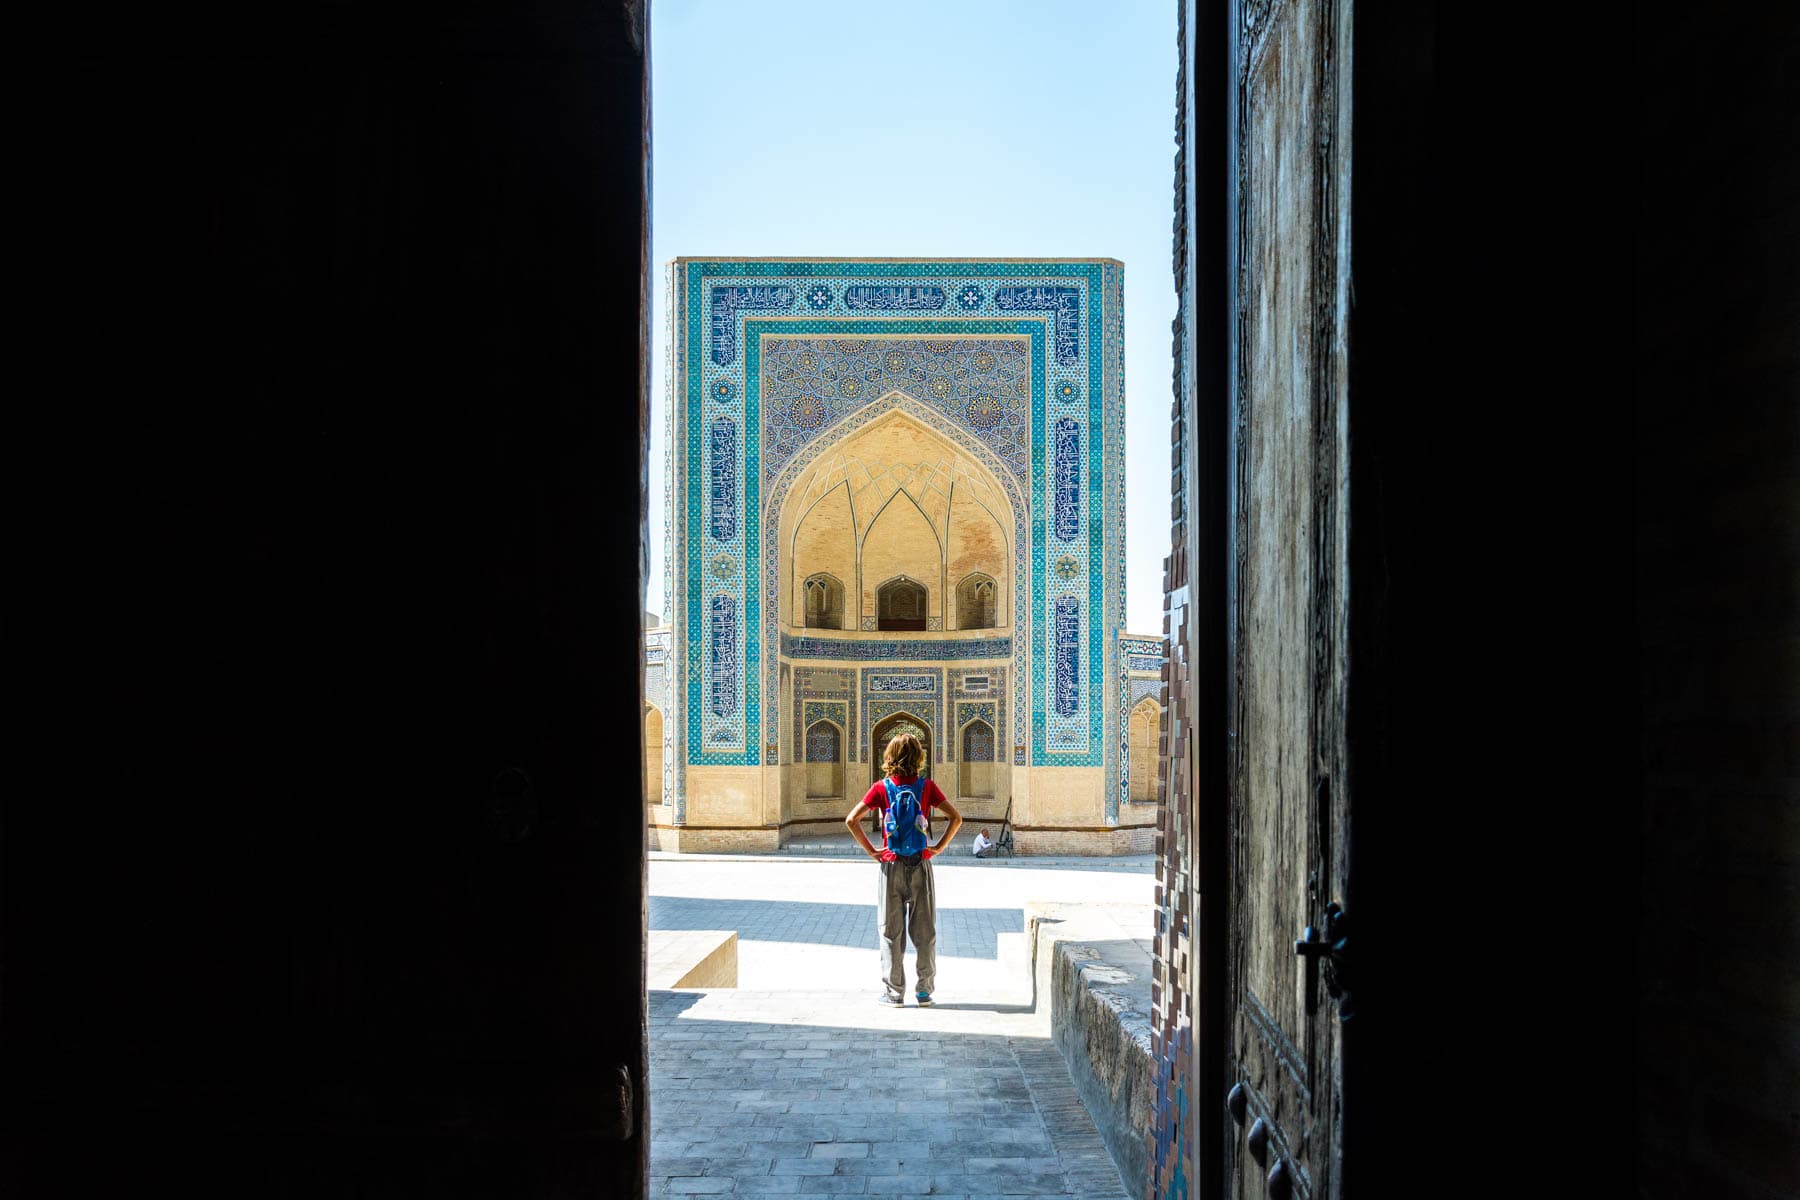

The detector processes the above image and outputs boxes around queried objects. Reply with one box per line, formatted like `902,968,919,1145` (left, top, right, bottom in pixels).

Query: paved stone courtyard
648,852,1154,1198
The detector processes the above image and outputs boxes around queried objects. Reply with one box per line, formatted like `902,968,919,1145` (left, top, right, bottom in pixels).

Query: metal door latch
1294,901,1354,1022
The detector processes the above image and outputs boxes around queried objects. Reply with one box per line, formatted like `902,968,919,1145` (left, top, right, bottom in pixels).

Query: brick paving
648,853,1152,1198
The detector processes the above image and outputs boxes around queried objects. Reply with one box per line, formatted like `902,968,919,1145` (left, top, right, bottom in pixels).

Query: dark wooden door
1221,0,1352,1196
12,5,653,1195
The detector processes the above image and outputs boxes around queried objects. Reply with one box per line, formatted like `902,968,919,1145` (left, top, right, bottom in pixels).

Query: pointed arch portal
870,711,932,782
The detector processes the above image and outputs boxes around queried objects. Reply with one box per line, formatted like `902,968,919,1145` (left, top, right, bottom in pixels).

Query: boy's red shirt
859,775,948,851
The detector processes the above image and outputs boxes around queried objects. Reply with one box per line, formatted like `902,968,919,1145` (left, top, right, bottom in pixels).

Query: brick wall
1149,2,1197,1193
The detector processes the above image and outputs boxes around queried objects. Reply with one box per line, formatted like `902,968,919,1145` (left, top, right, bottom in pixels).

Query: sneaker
915,991,934,1007
880,992,905,1007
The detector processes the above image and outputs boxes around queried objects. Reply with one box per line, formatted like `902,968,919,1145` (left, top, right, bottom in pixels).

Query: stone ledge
647,929,738,990
1026,900,1155,1198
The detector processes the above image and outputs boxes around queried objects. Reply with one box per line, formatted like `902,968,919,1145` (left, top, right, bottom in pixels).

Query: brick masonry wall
1149,3,1196,1195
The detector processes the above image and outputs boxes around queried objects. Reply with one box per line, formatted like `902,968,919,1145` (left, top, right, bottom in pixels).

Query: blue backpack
882,777,931,857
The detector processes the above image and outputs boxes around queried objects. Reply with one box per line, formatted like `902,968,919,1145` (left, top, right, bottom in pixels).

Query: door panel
1225,0,1351,1196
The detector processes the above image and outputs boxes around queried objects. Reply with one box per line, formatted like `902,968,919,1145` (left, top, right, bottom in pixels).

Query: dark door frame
1182,2,1233,1197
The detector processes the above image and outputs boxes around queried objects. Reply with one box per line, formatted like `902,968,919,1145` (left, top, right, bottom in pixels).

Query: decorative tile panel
1053,417,1082,542
709,417,739,540
954,701,1000,760
709,285,794,365
960,717,997,762
781,634,1010,662
867,673,938,694
707,594,740,725
671,261,1122,780
804,720,842,763
843,284,945,310
949,667,1010,766
760,335,1031,481
1053,596,1081,719
994,285,1083,364
793,669,856,764
861,668,941,763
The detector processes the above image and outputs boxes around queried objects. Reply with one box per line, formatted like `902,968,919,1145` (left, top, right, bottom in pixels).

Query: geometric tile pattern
792,668,856,768
669,261,1125,790
803,719,842,764
762,336,1031,481
950,665,1012,767
861,668,941,763
954,702,1000,761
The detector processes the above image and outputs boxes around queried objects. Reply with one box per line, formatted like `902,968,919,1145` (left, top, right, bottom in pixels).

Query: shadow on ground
649,894,1024,960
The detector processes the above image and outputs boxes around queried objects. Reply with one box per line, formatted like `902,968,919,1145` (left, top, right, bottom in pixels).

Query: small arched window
803,573,844,629
876,577,929,631
956,573,999,630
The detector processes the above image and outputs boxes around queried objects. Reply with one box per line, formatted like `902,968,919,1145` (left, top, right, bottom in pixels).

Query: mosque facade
648,258,1159,854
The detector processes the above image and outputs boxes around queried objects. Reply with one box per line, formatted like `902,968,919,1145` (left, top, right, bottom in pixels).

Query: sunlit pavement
649,853,1154,996
647,853,1153,1197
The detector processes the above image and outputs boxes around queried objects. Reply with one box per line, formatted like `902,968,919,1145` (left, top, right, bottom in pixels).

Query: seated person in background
972,827,994,858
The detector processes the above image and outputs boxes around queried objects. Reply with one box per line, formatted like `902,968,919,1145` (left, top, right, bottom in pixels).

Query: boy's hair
881,732,926,778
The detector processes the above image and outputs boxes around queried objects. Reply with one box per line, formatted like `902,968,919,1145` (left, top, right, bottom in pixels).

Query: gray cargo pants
877,855,936,999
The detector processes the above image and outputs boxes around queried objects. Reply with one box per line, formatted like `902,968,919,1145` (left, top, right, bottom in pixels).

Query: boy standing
845,731,962,1006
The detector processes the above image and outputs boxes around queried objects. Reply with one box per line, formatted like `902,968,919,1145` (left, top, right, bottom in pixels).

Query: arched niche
955,572,999,630
775,404,1014,635
959,718,996,798
802,573,845,629
861,494,939,626
803,719,844,799
876,575,929,631
870,711,931,782
1128,696,1162,802
947,489,1008,627
643,703,664,805
791,481,855,626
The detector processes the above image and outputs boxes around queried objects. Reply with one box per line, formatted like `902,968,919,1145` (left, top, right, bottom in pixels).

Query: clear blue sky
649,0,1177,635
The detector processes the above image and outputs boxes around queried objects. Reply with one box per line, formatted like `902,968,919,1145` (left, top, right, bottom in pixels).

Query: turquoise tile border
676,260,1119,774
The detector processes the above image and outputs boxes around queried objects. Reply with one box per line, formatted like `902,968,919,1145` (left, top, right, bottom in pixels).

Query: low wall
1028,901,1156,1198
650,825,781,853
647,930,738,990
1015,824,1156,857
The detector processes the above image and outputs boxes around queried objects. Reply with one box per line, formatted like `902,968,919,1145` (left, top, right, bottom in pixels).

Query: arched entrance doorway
643,703,664,805
869,711,932,781
1128,696,1160,802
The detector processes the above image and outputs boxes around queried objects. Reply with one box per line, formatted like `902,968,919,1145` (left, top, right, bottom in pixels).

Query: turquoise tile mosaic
667,260,1125,817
